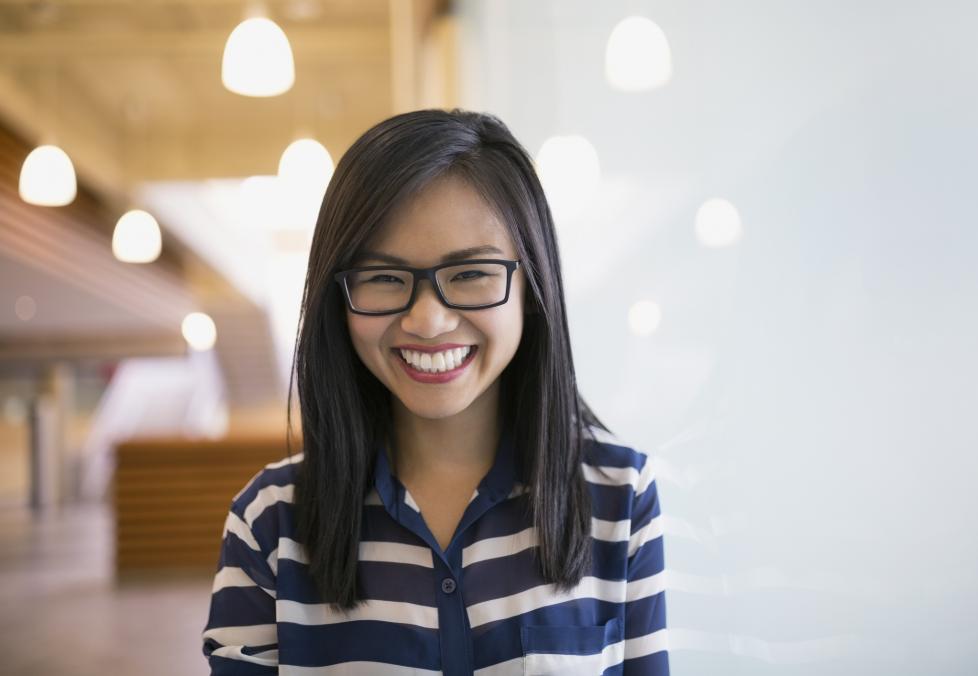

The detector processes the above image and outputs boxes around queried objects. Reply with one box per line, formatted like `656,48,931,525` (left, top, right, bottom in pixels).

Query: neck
390,380,502,484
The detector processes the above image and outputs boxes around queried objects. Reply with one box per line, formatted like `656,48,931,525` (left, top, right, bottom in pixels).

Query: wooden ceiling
0,0,451,208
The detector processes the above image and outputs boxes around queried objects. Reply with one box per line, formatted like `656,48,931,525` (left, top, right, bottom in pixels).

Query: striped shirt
201,425,669,674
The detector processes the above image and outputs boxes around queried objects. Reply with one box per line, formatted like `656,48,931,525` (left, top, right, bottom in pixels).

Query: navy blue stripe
623,650,670,675
277,620,441,669
208,586,275,624
623,591,667,639
205,653,276,675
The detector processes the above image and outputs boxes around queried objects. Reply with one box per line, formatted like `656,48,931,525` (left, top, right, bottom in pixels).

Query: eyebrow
354,245,505,266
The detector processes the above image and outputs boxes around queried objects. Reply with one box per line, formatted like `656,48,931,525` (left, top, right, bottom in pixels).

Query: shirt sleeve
622,452,670,675
201,504,279,675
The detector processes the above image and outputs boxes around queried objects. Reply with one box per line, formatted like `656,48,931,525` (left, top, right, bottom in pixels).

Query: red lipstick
392,345,478,384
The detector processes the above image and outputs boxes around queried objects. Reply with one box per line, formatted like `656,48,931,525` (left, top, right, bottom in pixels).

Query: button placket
435,544,470,674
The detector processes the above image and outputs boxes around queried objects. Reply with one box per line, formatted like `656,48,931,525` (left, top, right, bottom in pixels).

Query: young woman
202,109,668,675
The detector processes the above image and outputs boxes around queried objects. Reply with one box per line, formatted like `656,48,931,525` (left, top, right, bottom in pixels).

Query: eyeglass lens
346,262,509,312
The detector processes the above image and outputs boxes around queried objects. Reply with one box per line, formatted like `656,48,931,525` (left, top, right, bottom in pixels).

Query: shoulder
228,452,305,531
581,424,656,497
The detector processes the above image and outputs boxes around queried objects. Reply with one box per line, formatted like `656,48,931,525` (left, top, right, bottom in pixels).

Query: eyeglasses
334,258,521,316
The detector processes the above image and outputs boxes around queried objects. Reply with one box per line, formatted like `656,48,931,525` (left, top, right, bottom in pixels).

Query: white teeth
398,346,472,373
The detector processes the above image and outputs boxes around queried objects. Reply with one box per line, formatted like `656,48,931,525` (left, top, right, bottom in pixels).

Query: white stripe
468,488,480,505
243,483,295,527
473,656,522,675
628,514,664,557
507,482,530,499
623,628,669,660
591,517,631,543
278,537,310,565
360,540,433,568
634,451,655,496
280,663,441,675
460,518,633,568
466,576,626,628
625,571,666,602
212,566,276,598
233,469,263,503
403,489,421,512
222,510,261,552
277,598,440,629
462,527,537,567
210,646,279,666
202,624,277,648
267,453,304,469
582,463,640,489
524,639,625,675
365,488,383,505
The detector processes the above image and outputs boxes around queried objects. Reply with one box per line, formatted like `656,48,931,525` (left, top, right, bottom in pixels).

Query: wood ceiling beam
0,333,187,368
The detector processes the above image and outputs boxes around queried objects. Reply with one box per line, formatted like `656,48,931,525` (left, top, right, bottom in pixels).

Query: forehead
357,175,516,266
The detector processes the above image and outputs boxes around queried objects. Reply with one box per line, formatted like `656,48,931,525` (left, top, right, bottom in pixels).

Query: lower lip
393,347,478,383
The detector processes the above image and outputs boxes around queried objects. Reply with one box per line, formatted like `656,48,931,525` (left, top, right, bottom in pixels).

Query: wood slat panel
113,436,299,574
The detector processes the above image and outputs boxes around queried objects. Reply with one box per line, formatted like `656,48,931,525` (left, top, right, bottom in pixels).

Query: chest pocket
521,617,622,676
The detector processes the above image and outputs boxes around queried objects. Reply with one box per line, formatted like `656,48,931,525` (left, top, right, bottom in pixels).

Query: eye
452,270,488,281
366,274,404,285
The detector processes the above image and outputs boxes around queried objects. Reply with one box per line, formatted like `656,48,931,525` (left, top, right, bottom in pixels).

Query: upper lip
393,343,473,353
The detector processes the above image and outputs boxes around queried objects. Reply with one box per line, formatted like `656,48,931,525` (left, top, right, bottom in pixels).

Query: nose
400,279,458,338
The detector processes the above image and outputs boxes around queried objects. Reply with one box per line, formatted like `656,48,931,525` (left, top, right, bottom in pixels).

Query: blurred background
1,1,976,674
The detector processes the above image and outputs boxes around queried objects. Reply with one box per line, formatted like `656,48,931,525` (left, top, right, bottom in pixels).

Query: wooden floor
0,501,212,676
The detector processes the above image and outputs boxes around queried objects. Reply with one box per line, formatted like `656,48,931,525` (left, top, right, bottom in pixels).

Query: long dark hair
287,108,609,611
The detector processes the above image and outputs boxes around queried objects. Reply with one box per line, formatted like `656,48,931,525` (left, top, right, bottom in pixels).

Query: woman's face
345,174,525,422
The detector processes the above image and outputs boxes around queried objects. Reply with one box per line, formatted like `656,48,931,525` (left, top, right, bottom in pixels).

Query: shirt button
441,577,457,594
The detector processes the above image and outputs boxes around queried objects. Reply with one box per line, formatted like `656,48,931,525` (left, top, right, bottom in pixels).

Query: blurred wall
457,1,978,674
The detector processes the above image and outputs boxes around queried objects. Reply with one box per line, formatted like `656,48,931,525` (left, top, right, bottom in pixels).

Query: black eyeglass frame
334,258,521,316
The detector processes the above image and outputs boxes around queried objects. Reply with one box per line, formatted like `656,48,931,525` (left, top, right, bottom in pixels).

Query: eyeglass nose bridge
403,267,450,313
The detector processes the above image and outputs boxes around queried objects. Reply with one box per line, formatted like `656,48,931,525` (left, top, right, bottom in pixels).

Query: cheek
347,314,385,363
481,305,524,357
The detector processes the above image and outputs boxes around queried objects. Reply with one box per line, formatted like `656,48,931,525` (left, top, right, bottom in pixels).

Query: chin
399,398,470,420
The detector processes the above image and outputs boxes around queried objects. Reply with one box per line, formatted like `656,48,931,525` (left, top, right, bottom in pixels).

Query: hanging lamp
222,7,295,97
113,209,162,263
19,144,77,206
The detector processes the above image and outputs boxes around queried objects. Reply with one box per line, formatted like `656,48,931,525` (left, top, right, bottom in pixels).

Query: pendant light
222,3,295,97
534,134,601,223
113,209,162,263
277,137,333,229
19,144,77,206
182,312,218,351
605,16,673,92
278,138,333,191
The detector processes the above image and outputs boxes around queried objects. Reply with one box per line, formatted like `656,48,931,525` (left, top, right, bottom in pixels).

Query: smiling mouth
392,346,478,374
